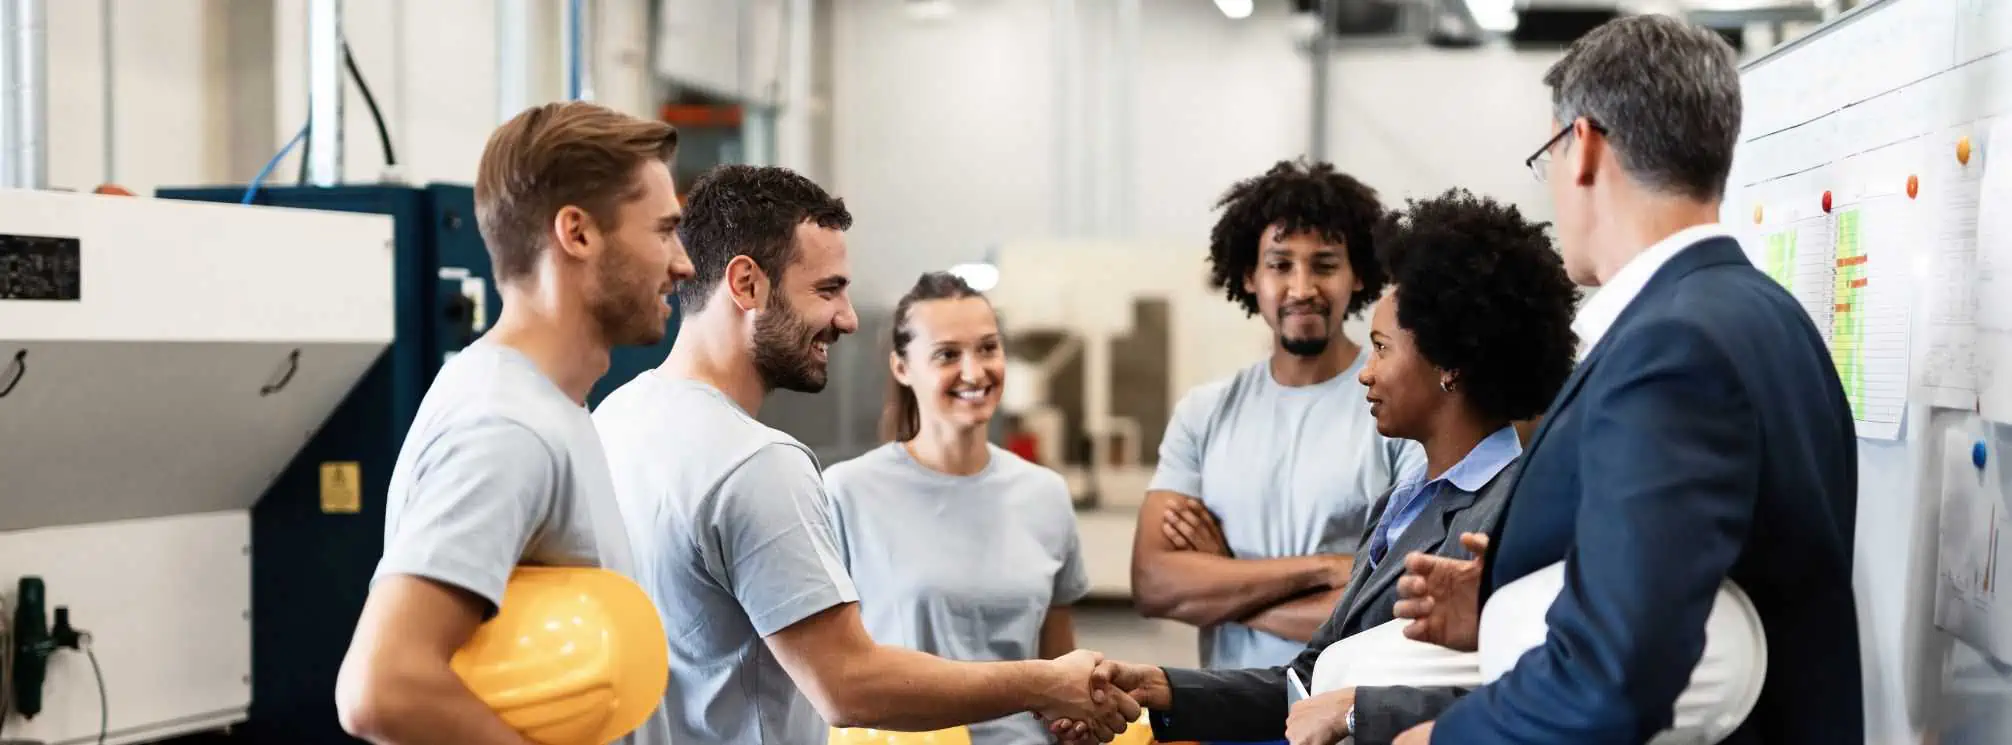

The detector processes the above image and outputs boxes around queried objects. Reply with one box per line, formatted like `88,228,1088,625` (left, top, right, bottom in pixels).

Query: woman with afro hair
1283,187,1579,745
1054,187,1579,745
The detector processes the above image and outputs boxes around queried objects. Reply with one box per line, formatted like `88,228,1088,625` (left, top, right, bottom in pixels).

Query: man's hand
1393,532,1488,652
1394,721,1434,744
1031,650,1140,743
1161,497,1230,555
1046,660,1167,745
1284,687,1355,745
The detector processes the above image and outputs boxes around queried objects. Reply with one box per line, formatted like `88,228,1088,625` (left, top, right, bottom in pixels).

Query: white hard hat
1309,561,1766,745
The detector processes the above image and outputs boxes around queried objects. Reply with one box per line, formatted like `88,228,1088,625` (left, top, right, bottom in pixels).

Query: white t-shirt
1148,349,1423,670
594,373,860,745
823,442,1091,745
372,340,669,745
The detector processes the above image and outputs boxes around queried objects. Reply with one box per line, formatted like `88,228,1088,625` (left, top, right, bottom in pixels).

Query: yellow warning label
320,462,362,514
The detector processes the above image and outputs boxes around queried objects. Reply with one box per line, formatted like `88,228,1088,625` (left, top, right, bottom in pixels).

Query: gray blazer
1149,459,1518,745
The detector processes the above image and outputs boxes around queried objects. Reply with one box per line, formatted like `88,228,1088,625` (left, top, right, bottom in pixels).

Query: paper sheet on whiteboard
1973,119,2012,422
1935,426,2012,663
1921,125,1986,409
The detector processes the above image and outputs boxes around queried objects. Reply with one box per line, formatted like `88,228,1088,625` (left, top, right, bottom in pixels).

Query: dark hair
880,271,989,442
1543,14,1741,201
676,164,853,313
1208,159,1386,318
475,101,679,284
1374,188,1580,423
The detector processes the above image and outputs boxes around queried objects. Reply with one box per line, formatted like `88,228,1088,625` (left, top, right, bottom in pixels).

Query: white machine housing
0,189,394,744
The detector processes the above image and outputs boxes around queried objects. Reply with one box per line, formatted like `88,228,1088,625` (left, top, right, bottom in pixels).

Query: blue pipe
566,0,585,100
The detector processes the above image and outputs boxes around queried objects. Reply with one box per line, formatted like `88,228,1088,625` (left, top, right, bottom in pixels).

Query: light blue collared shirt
1365,425,1522,568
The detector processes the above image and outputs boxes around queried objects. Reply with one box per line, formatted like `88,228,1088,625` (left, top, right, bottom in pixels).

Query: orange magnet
1908,175,1920,199
1822,190,1833,213
1753,204,1764,223
1959,136,1973,165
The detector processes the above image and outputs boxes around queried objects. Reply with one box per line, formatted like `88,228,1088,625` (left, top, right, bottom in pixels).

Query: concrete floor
1073,604,1201,669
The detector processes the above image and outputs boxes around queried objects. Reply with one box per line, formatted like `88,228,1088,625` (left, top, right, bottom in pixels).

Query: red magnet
1907,175,1920,199
1822,190,1833,213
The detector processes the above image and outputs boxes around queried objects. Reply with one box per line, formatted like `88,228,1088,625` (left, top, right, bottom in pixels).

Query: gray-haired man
1391,14,1863,745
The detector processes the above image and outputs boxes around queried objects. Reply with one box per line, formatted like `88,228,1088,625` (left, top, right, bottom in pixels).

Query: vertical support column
100,0,115,185
1113,0,1139,238
1050,0,1079,237
777,0,814,170
498,0,530,121
0,1,17,189
1,0,47,190
1309,0,1334,161
564,0,594,101
305,0,345,187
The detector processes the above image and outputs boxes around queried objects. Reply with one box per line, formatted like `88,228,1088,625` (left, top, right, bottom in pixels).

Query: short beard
590,249,668,347
752,292,830,393
1280,334,1330,358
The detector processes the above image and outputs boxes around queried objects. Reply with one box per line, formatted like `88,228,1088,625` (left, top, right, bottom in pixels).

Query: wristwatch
1344,704,1356,736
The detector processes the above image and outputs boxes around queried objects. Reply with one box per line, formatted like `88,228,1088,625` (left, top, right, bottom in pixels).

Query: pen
1287,668,1310,700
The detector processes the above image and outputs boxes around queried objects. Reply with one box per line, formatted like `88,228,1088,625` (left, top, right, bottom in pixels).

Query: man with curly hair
1128,160,1424,711
1053,188,1580,745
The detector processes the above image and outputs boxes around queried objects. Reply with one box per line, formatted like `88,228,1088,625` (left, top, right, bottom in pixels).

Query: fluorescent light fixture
1215,0,1254,20
949,262,1001,292
1465,0,1519,31
904,0,955,21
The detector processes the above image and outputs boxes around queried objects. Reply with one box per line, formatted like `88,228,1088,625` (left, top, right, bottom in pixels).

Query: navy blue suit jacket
1431,236,1863,744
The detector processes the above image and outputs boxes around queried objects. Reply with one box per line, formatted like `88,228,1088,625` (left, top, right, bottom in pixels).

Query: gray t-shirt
372,340,670,745
822,442,1091,745
594,373,860,745
1148,350,1423,670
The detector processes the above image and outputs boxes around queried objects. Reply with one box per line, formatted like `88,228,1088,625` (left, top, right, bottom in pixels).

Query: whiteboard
1722,1,2012,743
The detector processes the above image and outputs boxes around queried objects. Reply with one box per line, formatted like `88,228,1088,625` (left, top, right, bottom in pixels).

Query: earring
1440,379,1454,392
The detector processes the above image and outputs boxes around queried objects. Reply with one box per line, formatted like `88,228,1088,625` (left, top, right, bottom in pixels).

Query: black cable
0,622,12,735
341,39,398,167
297,120,311,186
85,638,105,745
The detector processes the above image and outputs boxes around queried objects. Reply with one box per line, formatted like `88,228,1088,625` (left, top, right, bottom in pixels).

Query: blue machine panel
153,183,675,743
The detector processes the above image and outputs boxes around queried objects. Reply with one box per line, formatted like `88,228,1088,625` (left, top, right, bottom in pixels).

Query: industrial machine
146,183,677,744
0,188,397,744
0,182,676,744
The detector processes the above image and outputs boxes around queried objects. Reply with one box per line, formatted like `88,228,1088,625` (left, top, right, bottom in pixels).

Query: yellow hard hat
828,726,973,745
1110,712,1155,745
452,566,669,745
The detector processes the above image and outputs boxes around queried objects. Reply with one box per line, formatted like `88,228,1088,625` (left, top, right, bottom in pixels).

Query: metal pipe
565,0,592,101
778,0,813,170
1309,0,1333,161
1050,0,1078,236
1114,0,1139,237
1,0,47,190
305,0,344,187
0,2,14,189
100,0,114,185
497,0,529,121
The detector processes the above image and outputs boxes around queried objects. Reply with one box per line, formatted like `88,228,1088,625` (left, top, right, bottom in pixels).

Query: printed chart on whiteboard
1830,197,1910,438
1750,192,1908,440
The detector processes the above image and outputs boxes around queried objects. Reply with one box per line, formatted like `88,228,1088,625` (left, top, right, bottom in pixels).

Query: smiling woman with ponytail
821,271,1093,745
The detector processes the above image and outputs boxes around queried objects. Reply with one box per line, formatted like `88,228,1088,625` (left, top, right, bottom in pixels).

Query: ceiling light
904,0,955,21
948,262,1000,292
1215,0,1255,20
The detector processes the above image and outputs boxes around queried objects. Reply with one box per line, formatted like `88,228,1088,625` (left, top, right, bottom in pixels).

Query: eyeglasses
1525,118,1608,182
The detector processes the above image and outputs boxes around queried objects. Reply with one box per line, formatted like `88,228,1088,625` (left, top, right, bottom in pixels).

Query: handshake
1035,653,1167,745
